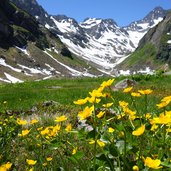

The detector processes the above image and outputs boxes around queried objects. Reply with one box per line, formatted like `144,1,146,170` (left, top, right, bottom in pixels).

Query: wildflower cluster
73,80,171,170
0,79,171,170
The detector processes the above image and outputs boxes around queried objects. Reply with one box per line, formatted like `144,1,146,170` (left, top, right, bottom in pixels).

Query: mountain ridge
4,0,170,79
117,10,171,72
0,0,101,83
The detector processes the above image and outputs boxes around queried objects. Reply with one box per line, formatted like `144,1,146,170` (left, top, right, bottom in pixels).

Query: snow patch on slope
0,58,21,72
4,73,23,83
51,16,78,33
44,50,95,77
15,46,30,56
80,18,102,28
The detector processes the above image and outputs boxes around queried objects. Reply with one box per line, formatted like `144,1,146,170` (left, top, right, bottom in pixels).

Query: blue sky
36,0,170,26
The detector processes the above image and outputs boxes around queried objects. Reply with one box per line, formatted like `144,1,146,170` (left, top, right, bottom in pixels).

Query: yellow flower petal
18,129,30,137
17,118,27,125
46,157,53,161
72,147,78,155
55,115,67,122
102,103,113,108
138,89,153,95
132,125,145,136
144,157,162,169
73,98,88,105
26,159,37,166
96,111,105,118
97,140,105,147
78,106,94,120
65,123,72,132
30,119,39,124
123,87,133,93
132,165,139,171
108,127,115,133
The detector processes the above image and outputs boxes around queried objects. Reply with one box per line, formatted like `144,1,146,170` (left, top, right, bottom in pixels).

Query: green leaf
49,142,62,150
161,161,171,168
109,144,119,157
73,151,84,160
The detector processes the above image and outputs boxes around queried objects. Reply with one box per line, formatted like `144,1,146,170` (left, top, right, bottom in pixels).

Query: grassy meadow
0,74,171,170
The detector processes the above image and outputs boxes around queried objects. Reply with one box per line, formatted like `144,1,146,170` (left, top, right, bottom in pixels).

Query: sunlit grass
0,76,171,170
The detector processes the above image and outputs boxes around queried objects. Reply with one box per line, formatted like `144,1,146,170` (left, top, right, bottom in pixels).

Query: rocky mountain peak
9,0,170,76
142,6,166,25
52,15,79,26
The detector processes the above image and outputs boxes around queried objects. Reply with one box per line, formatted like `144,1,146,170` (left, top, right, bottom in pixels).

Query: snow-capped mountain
51,16,135,72
10,0,167,74
123,7,166,47
48,7,165,72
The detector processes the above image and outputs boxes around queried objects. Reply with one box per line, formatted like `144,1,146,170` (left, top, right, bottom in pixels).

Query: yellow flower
123,107,136,120
151,111,171,125
132,165,139,171
28,168,34,171
119,101,129,108
0,162,12,171
145,113,151,119
37,127,43,131
40,127,49,135
17,118,27,125
156,101,170,109
43,163,47,166
160,95,171,107
89,139,95,144
166,128,171,133
26,159,37,166
87,97,101,104
102,103,113,108
150,124,158,131
73,98,88,105
96,111,105,118
89,89,104,98
131,92,141,97
72,147,78,155
144,157,162,169
65,123,72,132
123,87,133,93
138,89,153,95
132,125,145,136
18,129,30,137
55,115,67,122
49,125,61,137
46,157,53,161
161,95,171,102
100,79,114,88
97,140,105,147
30,119,39,124
89,139,105,147
108,127,115,133
78,105,94,120
118,131,125,138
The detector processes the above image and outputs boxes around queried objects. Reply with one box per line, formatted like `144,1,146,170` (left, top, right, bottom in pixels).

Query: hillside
10,0,167,74
117,11,171,72
0,0,101,83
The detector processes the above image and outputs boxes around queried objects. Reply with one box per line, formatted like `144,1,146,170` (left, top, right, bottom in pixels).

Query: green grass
0,75,170,112
0,76,171,171
0,77,110,111
119,43,159,69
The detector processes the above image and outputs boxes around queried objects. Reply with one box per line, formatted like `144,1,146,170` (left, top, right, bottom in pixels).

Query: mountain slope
118,11,171,71
0,0,100,83
10,0,166,74
123,7,166,47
